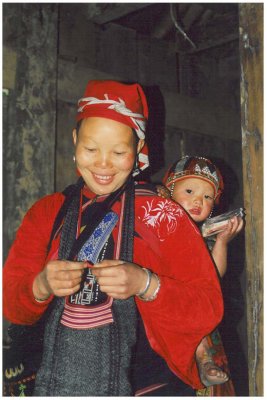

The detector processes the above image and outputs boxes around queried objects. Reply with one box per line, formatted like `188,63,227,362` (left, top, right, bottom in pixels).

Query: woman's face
171,177,215,222
73,117,144,195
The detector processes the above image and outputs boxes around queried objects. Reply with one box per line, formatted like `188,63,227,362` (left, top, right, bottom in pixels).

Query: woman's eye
186,189,192,194
205,195,213,200
86,148,96,152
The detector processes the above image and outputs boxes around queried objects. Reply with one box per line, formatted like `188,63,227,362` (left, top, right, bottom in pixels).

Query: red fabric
3,188,223,389
76,80,148,125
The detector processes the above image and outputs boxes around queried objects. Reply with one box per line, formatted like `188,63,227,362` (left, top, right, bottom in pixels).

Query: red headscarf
76,80,149,175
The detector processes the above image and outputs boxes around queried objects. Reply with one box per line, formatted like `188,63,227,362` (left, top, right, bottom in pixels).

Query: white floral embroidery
142,199,184,240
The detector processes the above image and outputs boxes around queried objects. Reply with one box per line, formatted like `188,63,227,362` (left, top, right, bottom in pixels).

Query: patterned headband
77,94,146,140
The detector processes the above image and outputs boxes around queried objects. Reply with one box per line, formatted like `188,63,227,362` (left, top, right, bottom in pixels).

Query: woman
3,80,223,396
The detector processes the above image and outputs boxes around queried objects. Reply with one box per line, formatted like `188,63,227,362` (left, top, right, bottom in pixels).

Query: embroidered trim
60,211,118,329
166,170,219,193
78,212,118,263
135,188,156,197
115,192,126,259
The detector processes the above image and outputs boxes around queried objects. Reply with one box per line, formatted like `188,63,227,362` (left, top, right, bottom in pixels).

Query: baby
160,155,244,387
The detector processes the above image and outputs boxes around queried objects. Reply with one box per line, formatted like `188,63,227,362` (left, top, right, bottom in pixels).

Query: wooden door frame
239,3,263,396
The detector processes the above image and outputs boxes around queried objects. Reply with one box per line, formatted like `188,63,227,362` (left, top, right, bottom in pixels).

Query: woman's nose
95,153,112,168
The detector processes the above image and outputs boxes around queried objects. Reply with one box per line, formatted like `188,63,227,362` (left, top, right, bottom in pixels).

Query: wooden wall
239,4,263,396
3,4,58,260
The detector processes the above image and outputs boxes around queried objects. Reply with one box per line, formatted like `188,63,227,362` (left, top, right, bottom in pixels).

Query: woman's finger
93,259,124,268
238,218,244,229
62,260,88,270
48,277,82,292
49,268,84,281
46,260,87,276
99,284,126,293
92,262,125,278
54,284,82,297
105,292,127,299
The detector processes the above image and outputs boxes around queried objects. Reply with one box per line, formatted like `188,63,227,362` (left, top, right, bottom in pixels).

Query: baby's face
172,177,215,223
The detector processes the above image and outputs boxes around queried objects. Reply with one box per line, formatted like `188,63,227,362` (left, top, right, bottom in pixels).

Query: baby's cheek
173,195,187,207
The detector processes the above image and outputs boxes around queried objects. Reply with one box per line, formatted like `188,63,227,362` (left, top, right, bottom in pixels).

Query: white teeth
94,174,112,180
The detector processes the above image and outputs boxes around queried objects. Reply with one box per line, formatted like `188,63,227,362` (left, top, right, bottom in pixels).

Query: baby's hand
216,216,244,244
156,185,171,199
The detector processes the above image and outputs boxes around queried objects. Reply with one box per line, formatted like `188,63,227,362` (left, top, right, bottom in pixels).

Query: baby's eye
114,151,126,155
205,195,213,200
86,147,96,152
186,189,192,194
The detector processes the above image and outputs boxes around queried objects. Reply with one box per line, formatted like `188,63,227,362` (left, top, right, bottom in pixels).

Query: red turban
76,80,149,175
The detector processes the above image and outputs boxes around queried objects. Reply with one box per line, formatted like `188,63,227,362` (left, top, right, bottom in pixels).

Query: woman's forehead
77,117,135,146
80,116,131,130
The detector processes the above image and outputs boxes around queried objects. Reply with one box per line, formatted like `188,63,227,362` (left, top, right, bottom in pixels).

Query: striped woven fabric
60,297,114,329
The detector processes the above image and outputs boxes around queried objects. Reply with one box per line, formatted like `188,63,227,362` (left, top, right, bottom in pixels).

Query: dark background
3,3,248,395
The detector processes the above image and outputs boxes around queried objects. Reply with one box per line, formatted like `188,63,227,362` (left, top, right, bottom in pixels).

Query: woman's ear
137,139,145,154
72,129,77,146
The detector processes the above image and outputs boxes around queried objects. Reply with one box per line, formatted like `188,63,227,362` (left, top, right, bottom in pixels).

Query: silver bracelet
33,295,50,303
136,268,152,297
34,295,50,302
138,273,161,302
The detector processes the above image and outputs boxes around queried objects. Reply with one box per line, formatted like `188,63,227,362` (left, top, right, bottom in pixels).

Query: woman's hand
216,216,244,244
92,260,156,299
33,260,87,300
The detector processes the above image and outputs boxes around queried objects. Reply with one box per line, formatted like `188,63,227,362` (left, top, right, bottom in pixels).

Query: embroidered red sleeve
3,193,65,324
134,196,223,389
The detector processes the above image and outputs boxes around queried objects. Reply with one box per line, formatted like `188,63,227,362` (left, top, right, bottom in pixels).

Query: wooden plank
59,4,97,69
182,4,204,31
137,35,177,90
176,11,239,53
96,23,138,80
151,8,173,39
57,60,240,142
239,3,263,396
3,46,17,89
162,90,240,141
181,32,239,54
87,3,151,24
3,4,58,257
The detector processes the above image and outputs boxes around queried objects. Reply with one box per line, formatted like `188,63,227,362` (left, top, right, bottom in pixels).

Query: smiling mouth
93,173,114,185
